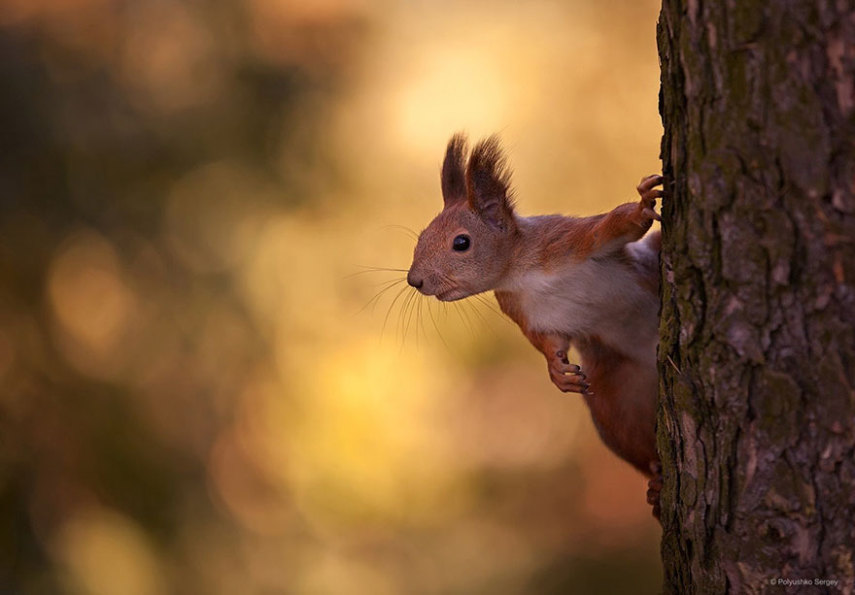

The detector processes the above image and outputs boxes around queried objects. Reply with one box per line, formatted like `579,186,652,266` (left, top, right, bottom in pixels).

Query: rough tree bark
657,1,855,593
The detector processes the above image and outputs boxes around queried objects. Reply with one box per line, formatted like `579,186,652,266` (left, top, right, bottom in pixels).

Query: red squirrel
407,134,663,517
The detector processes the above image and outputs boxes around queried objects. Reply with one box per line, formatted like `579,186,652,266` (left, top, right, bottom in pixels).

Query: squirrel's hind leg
647,461,663,522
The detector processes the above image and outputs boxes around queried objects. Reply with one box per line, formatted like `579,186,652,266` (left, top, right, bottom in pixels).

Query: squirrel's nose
407,272,423,289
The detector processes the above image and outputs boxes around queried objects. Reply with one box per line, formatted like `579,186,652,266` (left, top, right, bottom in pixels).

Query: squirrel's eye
452,234,471,252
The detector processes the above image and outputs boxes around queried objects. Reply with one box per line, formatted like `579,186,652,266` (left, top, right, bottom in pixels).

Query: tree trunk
657,1,855,593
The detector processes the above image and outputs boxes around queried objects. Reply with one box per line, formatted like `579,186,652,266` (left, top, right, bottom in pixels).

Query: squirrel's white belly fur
508,242,659,366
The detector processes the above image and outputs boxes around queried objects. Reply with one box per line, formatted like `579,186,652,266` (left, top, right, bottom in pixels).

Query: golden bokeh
48,230,138,377
0,0,664,592
51,508,166,595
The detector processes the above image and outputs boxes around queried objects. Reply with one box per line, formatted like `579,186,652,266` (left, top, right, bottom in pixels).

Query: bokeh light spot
47,230,136,376
51,508,167,595
119,1,224,113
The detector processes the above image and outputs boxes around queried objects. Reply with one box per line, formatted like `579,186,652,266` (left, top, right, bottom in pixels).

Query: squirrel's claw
549,358,590,395
637,174,663,195
637,174,663,223
642,207,661,222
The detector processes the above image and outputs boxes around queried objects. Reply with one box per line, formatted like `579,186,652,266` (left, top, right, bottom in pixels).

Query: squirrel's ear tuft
441,133,468,207
466,135,515,230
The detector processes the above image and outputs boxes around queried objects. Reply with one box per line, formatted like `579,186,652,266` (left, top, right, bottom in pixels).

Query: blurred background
0,0,663,593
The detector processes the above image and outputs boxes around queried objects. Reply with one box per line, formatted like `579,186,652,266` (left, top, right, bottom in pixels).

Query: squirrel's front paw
636,174,663,222
549,351,592,395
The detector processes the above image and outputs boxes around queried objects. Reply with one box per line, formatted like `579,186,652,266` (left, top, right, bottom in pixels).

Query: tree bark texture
657,1,855,593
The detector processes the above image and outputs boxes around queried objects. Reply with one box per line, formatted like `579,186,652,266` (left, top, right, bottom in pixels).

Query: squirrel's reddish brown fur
407,134,663,517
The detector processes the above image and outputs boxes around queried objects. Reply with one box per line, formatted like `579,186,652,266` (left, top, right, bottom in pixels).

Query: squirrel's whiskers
355,266,500,350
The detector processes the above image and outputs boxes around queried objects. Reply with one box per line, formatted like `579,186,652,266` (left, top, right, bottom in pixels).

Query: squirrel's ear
441,133,468,207
466,136,515,230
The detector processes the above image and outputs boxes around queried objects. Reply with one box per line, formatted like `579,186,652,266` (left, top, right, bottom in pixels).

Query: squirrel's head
407,134,518,301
